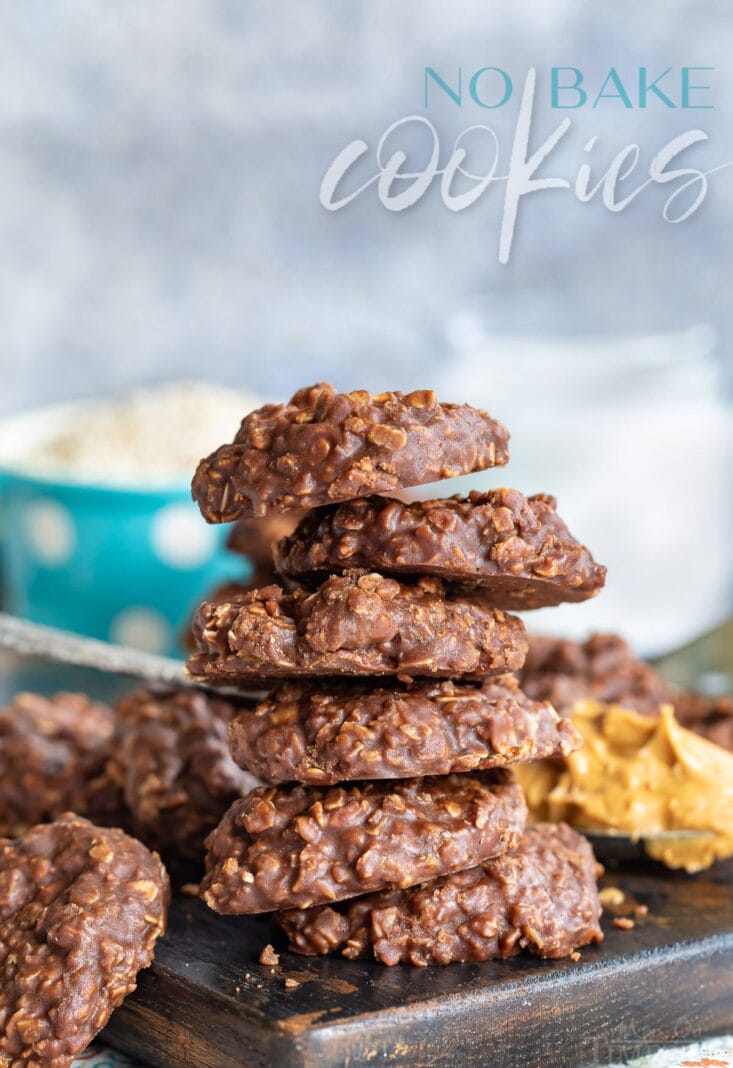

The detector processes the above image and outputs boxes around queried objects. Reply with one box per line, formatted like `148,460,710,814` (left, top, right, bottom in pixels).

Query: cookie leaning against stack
188,382,606,965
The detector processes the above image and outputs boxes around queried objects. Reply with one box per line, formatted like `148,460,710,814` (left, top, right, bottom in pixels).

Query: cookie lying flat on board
187,571,528,685
108,688,259,860
278,823,603,966
200,769,525,914
191,382,510,522
275,490,606,609
0,692,124,837
228,675,581,784
0,814,169,1067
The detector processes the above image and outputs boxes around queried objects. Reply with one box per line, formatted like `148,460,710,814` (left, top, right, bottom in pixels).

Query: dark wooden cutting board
3,639,732,1068
102,858,733,1068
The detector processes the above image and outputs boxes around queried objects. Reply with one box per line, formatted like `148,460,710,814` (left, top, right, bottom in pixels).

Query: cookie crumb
181,882,200,897
284,977,300,989
259,944,280,966
599,886,625,907
613,916,635,930
570,951,581,962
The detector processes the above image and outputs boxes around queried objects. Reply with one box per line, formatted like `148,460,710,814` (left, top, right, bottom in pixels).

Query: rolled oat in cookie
275,490,605,609
228,675,581,784
187,570,528,685
0,692,124,837
181,578,254,654
278,822,603,966
107,688,260,860
0,814,169,1067
200,769,526,914
191,382,510,522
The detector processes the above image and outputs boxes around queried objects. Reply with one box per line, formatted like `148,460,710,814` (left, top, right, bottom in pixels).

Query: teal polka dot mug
0,399,252,656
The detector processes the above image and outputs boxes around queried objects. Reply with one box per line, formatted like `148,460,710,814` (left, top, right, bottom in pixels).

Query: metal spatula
3,611,731,695
0,611,267,701
0,611,191,689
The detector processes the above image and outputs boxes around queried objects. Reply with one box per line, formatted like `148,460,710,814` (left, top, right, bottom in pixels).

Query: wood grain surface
3,644,732,1068
103,858,733,1068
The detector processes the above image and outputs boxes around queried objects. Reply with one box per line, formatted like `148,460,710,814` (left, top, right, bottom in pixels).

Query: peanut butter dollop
516,701,733,872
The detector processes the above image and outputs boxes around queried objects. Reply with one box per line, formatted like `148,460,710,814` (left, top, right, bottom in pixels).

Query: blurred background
0,0,730,656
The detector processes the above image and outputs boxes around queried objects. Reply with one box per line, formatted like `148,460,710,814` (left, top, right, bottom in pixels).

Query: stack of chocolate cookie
187,383,606,966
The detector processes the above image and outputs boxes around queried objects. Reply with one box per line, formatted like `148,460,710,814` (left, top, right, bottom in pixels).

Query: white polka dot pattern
109,607,171,654
24,499,76,566
151,502,217,569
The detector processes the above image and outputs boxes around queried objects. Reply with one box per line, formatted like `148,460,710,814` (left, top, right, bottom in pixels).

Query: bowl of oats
0,382,261,654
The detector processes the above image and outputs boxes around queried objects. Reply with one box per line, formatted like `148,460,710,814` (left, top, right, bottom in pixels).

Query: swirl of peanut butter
516,701,733,873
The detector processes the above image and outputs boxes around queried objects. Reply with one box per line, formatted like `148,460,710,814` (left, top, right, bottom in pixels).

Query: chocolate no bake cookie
108,688,259,860
521,632,733,751
192,383,510,522
188,571,528,685
278,822,603,966
519,633,675,714
228,675,581,784
0,814,169,1067
200,769,526,913
0,692,123,837
673,690,733,751
275,490,606,609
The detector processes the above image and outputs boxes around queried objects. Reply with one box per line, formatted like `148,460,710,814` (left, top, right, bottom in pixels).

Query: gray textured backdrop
0,2,731,653
0,0,730,409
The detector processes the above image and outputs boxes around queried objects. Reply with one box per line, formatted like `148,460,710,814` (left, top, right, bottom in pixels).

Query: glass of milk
431,313,731,656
